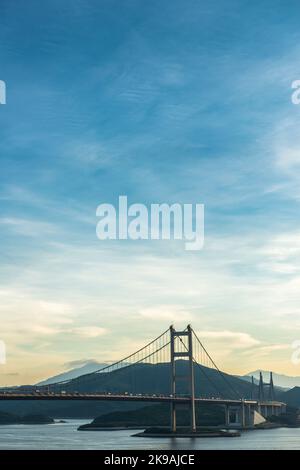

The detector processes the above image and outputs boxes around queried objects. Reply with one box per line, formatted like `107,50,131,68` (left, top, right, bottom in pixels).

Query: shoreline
133,430,241,438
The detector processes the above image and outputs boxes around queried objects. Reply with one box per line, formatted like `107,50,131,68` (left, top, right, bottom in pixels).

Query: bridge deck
0,393,285,407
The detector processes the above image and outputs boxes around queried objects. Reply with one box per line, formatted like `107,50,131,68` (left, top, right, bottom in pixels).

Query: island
0,411,54,425
78,403,300,436
78,403,226,431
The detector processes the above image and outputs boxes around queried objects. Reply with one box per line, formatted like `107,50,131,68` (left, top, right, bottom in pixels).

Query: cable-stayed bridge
0,325,286,431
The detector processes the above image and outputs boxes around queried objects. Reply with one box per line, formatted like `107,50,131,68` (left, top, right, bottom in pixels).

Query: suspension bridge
0,325,286,431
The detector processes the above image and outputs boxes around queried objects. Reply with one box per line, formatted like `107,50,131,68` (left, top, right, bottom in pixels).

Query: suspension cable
191,328,241,399
42,327,170,388
176,335,224,398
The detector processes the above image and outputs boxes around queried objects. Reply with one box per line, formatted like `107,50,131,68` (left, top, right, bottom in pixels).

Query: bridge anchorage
0,324,286,433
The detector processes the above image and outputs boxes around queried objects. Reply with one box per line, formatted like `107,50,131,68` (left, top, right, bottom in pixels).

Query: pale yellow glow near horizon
0,339,299,387
2,224,300,387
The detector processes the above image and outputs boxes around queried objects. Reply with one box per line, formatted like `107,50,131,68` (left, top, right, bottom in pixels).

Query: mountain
281,387,300,408
4,361,298,418
37,361,108,385
43,360,258,399
238,374,287,394
0,360,259,418
237,375,259,385
245,370,300,389
0,399,145,419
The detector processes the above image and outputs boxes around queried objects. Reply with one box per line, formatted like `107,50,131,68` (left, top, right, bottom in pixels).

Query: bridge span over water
0,326,286,431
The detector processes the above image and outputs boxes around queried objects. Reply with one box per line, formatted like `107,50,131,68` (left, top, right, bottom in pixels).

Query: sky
2,0,300,385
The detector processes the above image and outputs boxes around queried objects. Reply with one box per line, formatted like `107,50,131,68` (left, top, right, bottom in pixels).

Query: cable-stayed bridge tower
258,371,275,401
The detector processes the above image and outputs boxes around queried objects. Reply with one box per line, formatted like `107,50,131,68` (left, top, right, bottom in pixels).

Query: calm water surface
0,420,299,449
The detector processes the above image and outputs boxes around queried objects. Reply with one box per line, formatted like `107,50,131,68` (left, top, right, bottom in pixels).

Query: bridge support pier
226,406,241,427
225,403,253,428
224,405,230,427
170,402,176,433
257,403,261,415
241,401,246,428
247,404,252,426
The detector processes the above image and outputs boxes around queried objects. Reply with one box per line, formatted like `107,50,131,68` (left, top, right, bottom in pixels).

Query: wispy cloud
139,305,192,322
68,327,108,338
0,217,58,237
197,330,260,350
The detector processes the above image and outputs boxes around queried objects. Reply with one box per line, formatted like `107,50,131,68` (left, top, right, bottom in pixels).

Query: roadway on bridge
0,392,284,408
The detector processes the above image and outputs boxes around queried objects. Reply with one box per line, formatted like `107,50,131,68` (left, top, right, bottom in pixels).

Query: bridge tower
258,371,275,402
250,375,254,399
258,371,264,401
170,325,196,433
268,372,275,401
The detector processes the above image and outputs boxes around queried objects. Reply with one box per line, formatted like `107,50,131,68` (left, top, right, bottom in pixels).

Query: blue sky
1,0,300,384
